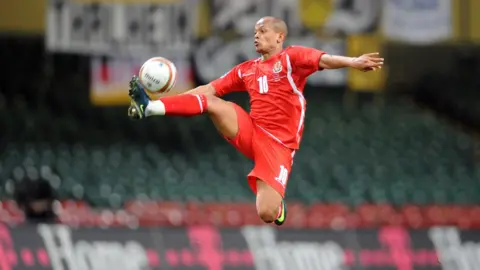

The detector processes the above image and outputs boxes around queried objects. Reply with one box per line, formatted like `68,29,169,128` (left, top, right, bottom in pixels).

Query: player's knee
256,179,282,223
256,204,277,223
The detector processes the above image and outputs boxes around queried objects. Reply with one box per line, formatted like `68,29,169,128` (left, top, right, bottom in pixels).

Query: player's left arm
289,46,383,73
319,52,384,72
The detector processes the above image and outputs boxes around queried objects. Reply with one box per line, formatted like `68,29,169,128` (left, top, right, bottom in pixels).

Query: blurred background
0,0,479,269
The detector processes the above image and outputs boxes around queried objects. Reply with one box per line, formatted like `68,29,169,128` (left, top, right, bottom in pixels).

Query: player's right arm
184,65,245,97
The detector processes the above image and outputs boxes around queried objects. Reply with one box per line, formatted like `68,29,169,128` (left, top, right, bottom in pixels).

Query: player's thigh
206,96,254,159
205,95,240,138
247,132,294,198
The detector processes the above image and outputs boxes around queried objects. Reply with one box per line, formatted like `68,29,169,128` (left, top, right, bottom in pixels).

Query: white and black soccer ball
138,57,177,94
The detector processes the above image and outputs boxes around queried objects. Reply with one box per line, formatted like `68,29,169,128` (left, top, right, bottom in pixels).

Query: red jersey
211,46,326,149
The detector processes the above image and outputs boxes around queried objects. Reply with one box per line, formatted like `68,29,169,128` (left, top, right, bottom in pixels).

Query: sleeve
210,65,245,97
288,46,327,75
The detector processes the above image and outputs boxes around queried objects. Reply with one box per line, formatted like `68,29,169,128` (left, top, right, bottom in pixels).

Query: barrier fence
0,223,478,270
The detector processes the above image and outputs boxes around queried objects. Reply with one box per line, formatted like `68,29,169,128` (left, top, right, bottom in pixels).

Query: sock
146,94,207,116
276,203,283,219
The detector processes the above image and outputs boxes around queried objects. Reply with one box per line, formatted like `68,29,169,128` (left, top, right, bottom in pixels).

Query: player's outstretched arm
319,52,384,72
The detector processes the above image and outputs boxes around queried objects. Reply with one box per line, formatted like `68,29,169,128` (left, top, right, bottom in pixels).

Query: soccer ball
138,57,177,94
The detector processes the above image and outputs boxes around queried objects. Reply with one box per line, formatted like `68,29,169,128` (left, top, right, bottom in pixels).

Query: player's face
254,23,280,53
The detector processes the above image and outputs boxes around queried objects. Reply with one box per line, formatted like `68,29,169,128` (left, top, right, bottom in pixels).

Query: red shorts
223,104,295,197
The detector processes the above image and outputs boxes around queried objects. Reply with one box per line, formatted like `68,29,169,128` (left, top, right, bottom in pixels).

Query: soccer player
127,16,383,226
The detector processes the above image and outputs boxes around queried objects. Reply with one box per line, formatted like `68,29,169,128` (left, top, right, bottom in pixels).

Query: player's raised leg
128,76,238,139
128,77,240,139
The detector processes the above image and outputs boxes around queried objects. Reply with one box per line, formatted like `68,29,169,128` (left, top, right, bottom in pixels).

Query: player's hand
351,53,384,72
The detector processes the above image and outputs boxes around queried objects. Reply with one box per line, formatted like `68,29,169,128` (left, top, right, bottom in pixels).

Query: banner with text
1,223,480,270
46,0,196,57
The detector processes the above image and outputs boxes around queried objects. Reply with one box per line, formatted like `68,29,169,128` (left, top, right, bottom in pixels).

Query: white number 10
257,75,269,94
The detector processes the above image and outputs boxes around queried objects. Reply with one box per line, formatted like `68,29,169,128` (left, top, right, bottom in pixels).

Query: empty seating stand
0,38,477,227
0,90,476,207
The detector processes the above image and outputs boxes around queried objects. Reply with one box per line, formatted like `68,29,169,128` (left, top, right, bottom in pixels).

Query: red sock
152,94,207,116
